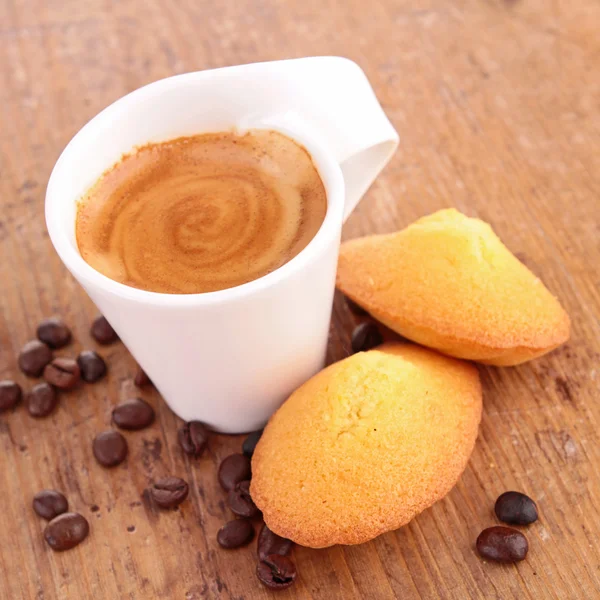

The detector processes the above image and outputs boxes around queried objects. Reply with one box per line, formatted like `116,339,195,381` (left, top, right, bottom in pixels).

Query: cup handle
244,57,399,221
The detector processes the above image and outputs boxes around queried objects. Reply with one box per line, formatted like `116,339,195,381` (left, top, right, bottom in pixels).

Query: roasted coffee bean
217,519,255,549
495,491,538,526
92,430,128,467
44,512,89,551
134,367,151,387
18,340,52,377
218,453,251,491
37,318,72,349
112,398,155,430
178,421,209,457
351,322,383,353
242,430,263,458
90,316,119,345
0,380,22,412
257,523,294,561
26,383,58,418
345,295,368,316
228,480,260,518
43,357,80,390
150,476,189,508
476,526,529,563
77,350,107,383
257,554,297,590
33,490,69,520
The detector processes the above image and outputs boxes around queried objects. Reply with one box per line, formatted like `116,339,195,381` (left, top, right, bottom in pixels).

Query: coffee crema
75,129,327,294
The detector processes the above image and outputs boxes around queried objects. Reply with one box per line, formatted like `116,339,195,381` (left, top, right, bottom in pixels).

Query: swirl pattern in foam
75,129,327,294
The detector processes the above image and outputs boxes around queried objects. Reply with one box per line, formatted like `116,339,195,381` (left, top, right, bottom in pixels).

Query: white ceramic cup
46,57,398,433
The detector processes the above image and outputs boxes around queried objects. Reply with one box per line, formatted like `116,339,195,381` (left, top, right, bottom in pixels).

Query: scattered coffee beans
93,430,128,467
257,554,297,590
44,512,89,551
27,383,58,418
218,454,252,491
351,322,383,353
345,295,368,316
228,480,260,518
257,523,294,561
476,526,529,563
36,318,72,349
134,367,151,387
495,491,538,526
217,519,255,549
19,340,52,377
43,357,80,390
178,421,209,457
90,316,119,345
112,398,155,430
33,490,69,520
242,430,263,458
77,350,107,383
0,380,22,412
150,476,189,509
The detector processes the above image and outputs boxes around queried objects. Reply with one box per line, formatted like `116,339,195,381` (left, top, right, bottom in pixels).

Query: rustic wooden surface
1,0,599,598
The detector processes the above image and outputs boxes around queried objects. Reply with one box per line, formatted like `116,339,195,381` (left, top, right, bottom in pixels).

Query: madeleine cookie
336,209,570,366
251,343,482,548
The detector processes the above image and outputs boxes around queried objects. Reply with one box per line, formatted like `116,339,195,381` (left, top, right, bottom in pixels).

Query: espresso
75,129,327,294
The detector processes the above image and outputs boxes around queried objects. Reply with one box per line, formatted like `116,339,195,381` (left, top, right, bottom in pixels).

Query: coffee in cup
75,129,327,294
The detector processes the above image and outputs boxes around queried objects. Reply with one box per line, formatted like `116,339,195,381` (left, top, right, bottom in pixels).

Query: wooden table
1,0,599,598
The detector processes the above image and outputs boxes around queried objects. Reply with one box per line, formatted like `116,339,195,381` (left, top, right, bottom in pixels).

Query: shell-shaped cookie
251,343,482,548
336,209,570,366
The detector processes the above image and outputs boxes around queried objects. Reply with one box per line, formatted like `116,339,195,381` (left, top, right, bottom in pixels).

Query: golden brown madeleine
336,209,570,366
251,343,482,548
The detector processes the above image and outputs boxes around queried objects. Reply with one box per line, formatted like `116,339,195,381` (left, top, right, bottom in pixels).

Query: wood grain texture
1,0,599,598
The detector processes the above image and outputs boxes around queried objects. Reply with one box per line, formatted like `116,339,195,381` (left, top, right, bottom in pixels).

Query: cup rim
45,71,345,307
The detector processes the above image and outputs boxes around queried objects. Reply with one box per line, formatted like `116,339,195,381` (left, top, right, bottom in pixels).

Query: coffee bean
33,490,69,520
18,340,52,377
242,430,263,458
26,383,58,418
150,476,189,508
228,480,260,518
93,430,128,467
91,316,119,345
495,491,538,526
44,512,89,551
43,357,80,390
178,421,209,457
351,322,383,353
217,519,255,549
134,367,151,387
37,318,72,349
0,380,22,412
112,398,155,430
218,453,251,491
257,554,297,590
257,523,294,561
476,526,529,563
345,295,368,316
77,350,107,383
